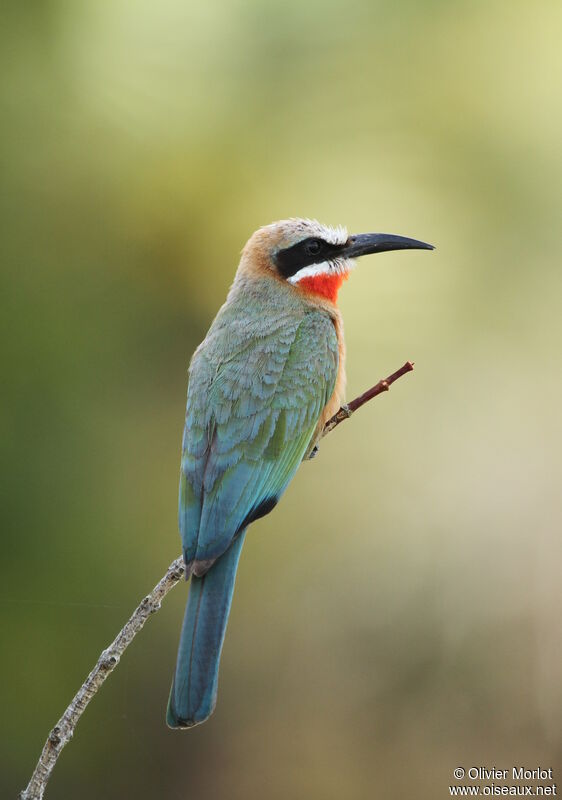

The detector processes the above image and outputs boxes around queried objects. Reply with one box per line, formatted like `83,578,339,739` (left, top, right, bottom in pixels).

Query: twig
20,359,414,800
20,559,185,800
321,361,414,436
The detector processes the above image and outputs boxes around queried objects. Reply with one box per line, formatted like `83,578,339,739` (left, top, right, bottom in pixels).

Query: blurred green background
2,0,562,797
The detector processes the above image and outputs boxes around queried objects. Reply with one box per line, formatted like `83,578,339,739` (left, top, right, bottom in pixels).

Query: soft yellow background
2,1,561,797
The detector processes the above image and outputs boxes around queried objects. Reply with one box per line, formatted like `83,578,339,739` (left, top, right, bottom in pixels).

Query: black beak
342,232,434,259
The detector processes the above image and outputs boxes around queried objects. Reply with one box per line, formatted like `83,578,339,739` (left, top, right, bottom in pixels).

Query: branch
20,559,186,800
20,359,414,800
322,360,414,436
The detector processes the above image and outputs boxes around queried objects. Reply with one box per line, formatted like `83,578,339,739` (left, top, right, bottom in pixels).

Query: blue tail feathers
166,532,246,728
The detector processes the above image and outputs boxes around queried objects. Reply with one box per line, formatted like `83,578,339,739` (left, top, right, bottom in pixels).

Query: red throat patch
297,272,348,303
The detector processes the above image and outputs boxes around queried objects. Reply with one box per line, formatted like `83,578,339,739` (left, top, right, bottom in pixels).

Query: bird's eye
304,239,323,256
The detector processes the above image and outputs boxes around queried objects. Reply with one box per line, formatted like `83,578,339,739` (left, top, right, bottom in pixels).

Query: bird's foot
307,445,319,460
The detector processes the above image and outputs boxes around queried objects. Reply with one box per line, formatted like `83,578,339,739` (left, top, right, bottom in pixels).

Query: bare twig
20,559,185,800
322,360,414,436
20,359,414,800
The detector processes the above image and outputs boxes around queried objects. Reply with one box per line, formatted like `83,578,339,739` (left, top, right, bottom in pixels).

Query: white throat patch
287,258,353,285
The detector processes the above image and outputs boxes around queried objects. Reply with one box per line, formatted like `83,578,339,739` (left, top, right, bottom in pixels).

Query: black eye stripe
305,238,322,255
274,237,346,279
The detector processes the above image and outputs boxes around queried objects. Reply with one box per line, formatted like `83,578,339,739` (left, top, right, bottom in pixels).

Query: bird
167,218,433,728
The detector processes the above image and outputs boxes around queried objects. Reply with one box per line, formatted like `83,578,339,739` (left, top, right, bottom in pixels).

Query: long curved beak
342,232,434,259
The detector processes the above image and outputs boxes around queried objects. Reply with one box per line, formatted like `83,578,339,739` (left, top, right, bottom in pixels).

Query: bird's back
179,274,340,575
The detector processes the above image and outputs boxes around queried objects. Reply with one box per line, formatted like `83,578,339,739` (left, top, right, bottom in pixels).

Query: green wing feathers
179,296,338,571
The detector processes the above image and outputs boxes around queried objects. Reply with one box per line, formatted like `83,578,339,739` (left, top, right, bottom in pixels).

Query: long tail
166,531,246,728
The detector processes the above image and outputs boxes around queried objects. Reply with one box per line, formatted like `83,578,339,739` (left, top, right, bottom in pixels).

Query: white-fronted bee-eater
167,218,433,728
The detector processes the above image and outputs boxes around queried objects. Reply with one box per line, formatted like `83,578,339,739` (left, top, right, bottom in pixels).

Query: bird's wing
179,309,338,570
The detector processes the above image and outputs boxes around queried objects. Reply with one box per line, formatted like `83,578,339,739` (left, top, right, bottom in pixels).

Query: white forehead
261,218,348,248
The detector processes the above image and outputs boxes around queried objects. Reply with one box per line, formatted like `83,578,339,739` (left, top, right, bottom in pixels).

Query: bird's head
240,218,434,304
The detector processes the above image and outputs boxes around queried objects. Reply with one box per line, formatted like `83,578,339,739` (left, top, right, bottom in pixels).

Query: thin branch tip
323,358,414,435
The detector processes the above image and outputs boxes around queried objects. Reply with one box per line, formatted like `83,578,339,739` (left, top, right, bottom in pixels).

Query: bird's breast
317,308,346,432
